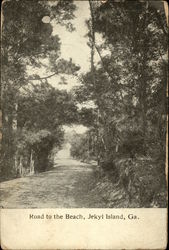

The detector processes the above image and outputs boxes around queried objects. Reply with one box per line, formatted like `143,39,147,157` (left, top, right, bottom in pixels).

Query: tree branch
28,72,58,81
89,0,115,82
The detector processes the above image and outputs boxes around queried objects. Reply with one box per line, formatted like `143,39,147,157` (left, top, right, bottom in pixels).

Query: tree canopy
1,0,167,207
1,0,79,176
70,0,167,207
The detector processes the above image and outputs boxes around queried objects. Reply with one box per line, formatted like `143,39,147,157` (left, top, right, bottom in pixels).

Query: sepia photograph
0,0,168,209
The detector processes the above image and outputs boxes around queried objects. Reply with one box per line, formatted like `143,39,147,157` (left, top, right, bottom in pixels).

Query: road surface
0,158,106,208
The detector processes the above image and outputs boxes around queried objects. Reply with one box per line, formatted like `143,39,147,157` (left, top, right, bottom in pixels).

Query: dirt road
0,158,106,208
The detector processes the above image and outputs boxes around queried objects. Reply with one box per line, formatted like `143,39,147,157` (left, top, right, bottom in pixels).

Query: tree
16,82,78,173
1,0,79,177
73,0,167,207
70,130,97,163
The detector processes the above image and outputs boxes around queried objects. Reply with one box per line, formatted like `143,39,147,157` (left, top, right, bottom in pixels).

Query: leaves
70,0,167,207
1,0,78,175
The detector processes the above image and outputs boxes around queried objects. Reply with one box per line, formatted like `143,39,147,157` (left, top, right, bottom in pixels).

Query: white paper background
1,208,167,249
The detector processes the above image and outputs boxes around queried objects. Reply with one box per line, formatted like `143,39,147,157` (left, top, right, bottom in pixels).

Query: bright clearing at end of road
63,125,88,134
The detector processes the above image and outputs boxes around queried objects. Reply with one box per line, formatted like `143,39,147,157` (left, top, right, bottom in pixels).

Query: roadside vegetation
1,0,167,207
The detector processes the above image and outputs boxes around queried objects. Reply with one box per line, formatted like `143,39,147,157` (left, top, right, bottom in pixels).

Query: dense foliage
1,0,79,178
70,130,97,162
1,0,167,208
71,0,167,207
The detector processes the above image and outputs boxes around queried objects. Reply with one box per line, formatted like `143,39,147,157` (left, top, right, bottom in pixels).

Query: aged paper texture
1,209,168,249
0,0,168,249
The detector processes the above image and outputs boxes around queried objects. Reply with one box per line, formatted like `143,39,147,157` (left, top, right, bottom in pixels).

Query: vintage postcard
0,0,168,249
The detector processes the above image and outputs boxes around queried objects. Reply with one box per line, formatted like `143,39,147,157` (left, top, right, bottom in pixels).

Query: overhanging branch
28,72,58,81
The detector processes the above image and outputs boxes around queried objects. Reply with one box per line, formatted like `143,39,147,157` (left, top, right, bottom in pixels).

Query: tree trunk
30,150,35,175
18,156,23,176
